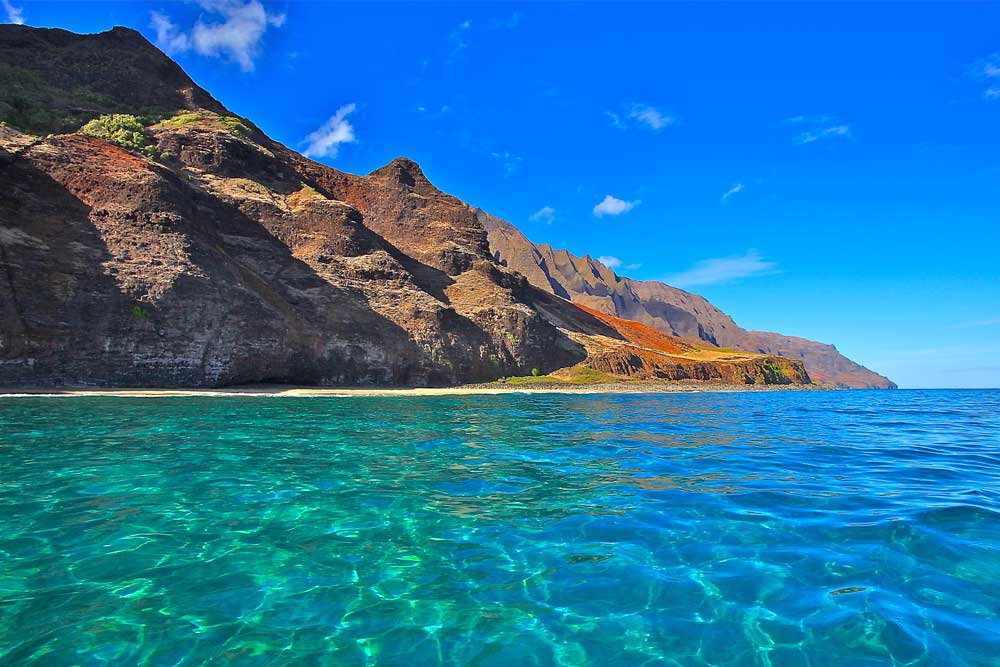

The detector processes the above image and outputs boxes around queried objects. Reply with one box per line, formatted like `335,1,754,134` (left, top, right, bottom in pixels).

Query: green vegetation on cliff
156,110,252,138
158,111,201,128
78,114,159,160
218,115,251,138
498,366,620,386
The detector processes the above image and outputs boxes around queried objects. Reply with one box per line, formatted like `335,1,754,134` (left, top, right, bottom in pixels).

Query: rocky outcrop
563,304,811,385
0,24,812,388
587,348,810,385
481,211,895,389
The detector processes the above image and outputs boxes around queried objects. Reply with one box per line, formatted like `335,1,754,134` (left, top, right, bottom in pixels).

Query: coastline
0,381,835,398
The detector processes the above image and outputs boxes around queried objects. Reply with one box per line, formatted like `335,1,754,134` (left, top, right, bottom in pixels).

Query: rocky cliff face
0,25,811,388
481,211,895,389
564,304,812,385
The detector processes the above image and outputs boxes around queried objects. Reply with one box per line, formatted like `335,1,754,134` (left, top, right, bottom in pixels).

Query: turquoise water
0,391,998,666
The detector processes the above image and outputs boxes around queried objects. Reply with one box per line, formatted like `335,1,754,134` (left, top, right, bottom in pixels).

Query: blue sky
8,1,1000,388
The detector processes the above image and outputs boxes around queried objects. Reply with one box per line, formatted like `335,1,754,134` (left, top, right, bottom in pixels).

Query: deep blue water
0,390,998,666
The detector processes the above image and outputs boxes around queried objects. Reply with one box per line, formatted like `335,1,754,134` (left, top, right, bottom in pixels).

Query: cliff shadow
0,145,128,385
0,144,438,387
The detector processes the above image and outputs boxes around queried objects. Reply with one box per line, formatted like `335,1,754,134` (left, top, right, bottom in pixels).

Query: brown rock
0,25,814,389
481,210,894,389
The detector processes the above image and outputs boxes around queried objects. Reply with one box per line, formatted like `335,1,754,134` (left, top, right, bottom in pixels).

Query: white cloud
665,250,780,288
151,11,190,52
628,103,675,130
413,102,449,117
302,103,357,159
2,0,24,24
529,206,555,224
788,115,851,144
785,114,834,125
605,111,625,130
593,195,639,217
978,54,1000,100
608,103,676,131
490,150,522,176
721,183,744,202
796,124,850,144
624,263,642,271
149,0,286,72
450,19,471,55
597,255,622,269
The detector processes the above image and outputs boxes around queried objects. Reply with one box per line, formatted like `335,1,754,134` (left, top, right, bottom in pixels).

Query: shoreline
0,381,835,398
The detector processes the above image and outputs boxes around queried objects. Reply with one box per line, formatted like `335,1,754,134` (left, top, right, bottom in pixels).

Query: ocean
0,390,997,666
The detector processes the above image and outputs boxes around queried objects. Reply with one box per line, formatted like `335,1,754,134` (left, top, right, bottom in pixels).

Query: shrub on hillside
159,111,201,128
219,115,251,138
79,114,158,159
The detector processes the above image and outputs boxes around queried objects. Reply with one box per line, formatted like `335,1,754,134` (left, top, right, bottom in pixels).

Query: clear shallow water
0,390,998,666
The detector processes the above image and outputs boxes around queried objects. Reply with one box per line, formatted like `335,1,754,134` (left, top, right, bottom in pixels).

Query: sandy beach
0,381,832,398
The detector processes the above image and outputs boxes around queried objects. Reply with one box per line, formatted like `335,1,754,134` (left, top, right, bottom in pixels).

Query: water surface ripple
1,390,998,665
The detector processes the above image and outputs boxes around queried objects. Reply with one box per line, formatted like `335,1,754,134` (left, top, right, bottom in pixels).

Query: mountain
480,212,895,389
0,25,810,388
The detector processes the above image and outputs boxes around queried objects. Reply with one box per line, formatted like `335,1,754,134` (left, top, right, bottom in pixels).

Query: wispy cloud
2,0,24,24
607,103,676,131
150,0,286,72
605,111,625,130
529,206,555,224
302,103,357,159
797,125,850,144
951,316,1000,329
450,19,471,56
596,256,640,272
971,53,1000,99
150,12,190,52
593,195,639,217
415,104,451,117
721,183,744,202
490,150,522,176
628,103,675,130
665,250,780,288
787,114,851,144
